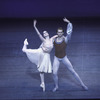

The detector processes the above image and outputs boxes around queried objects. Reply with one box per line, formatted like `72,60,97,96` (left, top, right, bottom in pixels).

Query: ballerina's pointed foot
40,83,45,92
52,87,58,92
24,38,28,45
82,85,88,91
22,48,24,52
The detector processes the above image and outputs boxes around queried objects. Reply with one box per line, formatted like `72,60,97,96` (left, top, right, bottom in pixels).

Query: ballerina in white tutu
22,20,58,92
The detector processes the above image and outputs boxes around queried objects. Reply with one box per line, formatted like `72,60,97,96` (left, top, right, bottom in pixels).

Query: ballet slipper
82,85,88,91
52,87,58,92
40,83,45,92
24,38,28,45
22,39,28,52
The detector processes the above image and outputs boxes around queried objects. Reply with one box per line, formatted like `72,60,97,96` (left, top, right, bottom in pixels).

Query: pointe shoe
22,48,24,52
53,87,58,92
82,85,88,91
40,83,45,92
24,38,28,45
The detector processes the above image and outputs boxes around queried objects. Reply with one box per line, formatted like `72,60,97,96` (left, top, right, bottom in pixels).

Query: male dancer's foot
53,86,58,92
82,85,88,91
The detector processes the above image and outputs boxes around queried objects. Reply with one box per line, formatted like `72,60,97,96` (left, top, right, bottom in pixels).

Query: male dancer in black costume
52,17,88,92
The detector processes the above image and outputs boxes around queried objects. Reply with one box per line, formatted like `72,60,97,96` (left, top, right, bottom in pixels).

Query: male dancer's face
57,29,64,37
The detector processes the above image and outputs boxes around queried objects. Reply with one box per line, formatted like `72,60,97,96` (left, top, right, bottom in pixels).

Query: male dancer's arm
33,20,45,42
63,18,73,43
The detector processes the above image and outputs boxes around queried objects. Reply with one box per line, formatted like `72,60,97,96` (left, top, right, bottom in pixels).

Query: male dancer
53,17,88,92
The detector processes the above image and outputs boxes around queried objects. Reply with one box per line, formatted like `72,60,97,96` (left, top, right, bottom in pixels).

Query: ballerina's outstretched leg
22,38,28,52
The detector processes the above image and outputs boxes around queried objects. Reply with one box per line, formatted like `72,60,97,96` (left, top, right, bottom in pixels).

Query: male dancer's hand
63,17,70,23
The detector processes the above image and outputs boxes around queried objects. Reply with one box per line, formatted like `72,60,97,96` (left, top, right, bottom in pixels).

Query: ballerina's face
43,31,49,38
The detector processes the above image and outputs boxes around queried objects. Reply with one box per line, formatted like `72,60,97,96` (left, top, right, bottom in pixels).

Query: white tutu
24,48,52,73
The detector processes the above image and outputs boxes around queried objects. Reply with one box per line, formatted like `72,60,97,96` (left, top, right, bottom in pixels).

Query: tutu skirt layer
24,48,52,73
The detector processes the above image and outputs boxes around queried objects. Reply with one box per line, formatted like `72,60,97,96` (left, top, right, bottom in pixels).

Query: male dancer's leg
52,56,60,92
62,56,88,90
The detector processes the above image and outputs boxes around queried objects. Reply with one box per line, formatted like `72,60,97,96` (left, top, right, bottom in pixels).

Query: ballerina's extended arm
50,35,58,42
33,20,45,42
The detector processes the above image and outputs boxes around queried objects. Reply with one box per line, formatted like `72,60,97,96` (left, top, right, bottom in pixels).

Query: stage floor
0,18,100,99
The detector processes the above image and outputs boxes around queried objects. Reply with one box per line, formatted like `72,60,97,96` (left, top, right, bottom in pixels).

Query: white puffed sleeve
67,22,73,35
65,22,73,43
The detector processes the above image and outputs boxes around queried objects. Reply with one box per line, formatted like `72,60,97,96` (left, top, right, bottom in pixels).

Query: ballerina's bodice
41,39,53,53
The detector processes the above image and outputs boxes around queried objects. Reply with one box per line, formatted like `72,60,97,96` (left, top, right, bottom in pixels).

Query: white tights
53,56,86,89
40,72,45,84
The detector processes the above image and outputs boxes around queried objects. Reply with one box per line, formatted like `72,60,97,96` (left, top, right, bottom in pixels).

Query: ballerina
22,20,58,92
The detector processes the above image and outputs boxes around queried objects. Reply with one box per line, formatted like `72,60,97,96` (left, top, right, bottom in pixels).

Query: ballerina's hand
33,20,37,27
55,35,58,38
56,35,58,37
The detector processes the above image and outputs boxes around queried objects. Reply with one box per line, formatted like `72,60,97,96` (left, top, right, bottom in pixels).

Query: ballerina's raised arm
33,20,45,42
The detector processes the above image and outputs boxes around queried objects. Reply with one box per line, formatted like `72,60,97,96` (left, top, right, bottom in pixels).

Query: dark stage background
0,0,100,18
0,0,100,99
